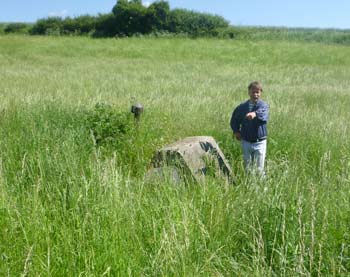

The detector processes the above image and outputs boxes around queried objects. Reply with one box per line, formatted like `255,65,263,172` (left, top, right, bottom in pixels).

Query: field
1,35,350,275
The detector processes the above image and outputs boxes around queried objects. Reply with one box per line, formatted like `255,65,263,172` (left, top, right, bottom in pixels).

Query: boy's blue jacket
230,99,269,142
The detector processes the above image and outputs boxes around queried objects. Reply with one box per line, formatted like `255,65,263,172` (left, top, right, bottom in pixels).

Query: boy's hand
246,112,256,120
233,132,241,141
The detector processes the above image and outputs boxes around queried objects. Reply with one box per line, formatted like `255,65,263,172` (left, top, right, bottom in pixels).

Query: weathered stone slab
145,166,182,184
148,136,232,183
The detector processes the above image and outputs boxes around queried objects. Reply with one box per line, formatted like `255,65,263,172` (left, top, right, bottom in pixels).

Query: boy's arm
230,106,242,140
255,102,269,122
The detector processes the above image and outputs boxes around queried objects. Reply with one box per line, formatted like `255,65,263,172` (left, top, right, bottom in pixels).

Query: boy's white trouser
241,139,267,174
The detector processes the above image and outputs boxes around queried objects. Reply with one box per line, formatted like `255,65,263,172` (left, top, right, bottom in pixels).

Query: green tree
146,1,170,31
112,0,150,35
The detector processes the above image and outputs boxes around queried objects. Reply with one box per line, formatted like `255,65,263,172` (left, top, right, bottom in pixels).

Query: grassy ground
1,35,350,275
232,26,350,45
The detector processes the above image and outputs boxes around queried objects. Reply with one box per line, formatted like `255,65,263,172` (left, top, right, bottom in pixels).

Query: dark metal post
131,103,144,123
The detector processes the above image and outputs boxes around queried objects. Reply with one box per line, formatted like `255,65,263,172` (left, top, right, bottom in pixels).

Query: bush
75,15,97,33
112,0,150,35
146,1,170,32
85,103,134,151
168,8,229,37
65,15,97,34
29,0,232,38
30,17,63,35
84,103,157,176
30,16,97,36
93,13,119,37
334,33,350,45
4,23,30,34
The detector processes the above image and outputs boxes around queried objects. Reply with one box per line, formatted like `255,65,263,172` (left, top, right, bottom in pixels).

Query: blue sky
2,0,350,29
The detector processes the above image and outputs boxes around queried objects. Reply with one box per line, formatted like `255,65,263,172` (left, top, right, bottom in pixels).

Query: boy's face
249,87,262,103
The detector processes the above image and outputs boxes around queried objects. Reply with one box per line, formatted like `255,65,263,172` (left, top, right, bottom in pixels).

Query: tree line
3,0,235,38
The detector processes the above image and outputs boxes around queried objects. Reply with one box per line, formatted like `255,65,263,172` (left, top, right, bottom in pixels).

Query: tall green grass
229,26,350,45
1,35,350,275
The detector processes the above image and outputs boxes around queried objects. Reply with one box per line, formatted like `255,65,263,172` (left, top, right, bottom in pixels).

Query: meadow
1,35,350,275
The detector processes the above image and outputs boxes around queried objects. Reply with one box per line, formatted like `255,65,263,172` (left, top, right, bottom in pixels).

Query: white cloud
48,9,68,18
143,2,152,7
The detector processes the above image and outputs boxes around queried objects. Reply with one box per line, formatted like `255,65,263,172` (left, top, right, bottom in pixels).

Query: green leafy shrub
72,15,97,34
4,23,30,34
168,8,229,37
92,13,118,37
112,0,150,35
84,103,160,176
30,15,97,36
146,1,170,32
30,17,63,35
332,33,350,45
85,103,133,150
62,15,97,35
29,0,231,38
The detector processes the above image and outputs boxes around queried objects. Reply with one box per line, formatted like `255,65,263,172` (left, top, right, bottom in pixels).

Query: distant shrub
93,13,119,37
29,0,231,38
62,15,97,35
112,0,151,36
60,17,79,34
26,1,350,42
74,15,97,33
30,17,63,35
146,1,170,32
4,23,30,34
30,15,97,36
168,8,229,37
333,33,350,45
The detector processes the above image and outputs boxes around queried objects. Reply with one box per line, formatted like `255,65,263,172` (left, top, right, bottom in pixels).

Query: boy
230,81,269,174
